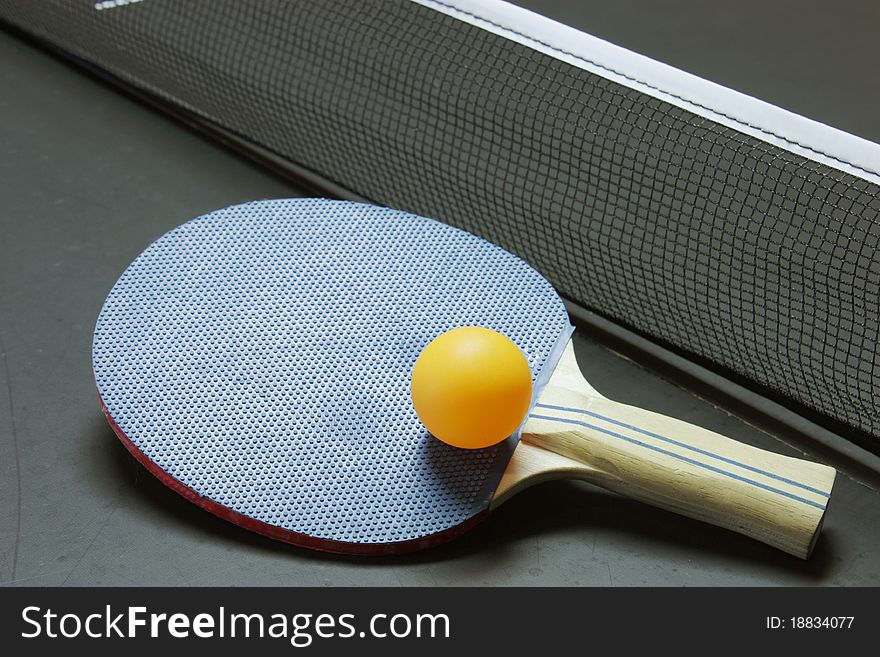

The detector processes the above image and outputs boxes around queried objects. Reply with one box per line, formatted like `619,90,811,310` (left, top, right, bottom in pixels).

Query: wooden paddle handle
522,385,836,558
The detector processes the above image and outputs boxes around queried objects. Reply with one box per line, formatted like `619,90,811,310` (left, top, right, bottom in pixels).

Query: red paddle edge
98,387,491,556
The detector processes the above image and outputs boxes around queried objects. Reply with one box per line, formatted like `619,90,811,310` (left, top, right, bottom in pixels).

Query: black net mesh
2,0,878,441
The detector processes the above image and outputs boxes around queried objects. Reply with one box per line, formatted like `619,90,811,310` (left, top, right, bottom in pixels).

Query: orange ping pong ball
411,327,533,449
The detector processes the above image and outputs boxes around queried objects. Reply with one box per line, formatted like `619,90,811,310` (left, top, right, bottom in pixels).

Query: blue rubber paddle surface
93,199,571,547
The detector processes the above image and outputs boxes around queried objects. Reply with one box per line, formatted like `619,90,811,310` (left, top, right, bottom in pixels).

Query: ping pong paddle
93,199,835,559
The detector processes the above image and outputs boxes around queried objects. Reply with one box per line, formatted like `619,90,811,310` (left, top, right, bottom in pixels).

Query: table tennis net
2,0,878,446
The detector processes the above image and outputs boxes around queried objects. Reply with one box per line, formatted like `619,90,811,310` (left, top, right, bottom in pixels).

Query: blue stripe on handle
536,402,830,498
529,413,827,510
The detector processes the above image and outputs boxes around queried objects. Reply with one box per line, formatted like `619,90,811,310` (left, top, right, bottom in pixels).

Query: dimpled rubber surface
92,199,571,549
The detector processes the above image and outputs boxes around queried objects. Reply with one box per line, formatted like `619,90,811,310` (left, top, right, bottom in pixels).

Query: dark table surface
1,2,879,585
